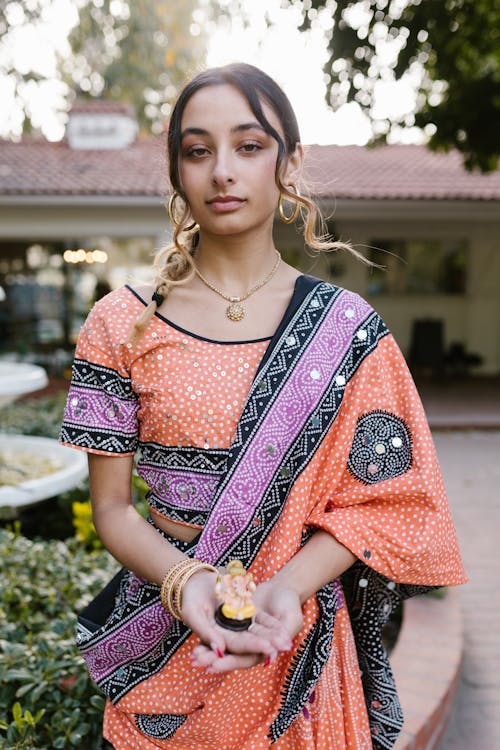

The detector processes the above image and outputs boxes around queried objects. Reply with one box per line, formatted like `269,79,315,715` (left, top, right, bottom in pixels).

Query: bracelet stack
160,559,217,621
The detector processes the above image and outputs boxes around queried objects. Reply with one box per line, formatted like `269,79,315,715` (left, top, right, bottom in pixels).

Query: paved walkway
431,431,500,750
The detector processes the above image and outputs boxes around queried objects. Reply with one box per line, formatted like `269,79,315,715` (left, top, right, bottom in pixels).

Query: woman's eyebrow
180,122,266,140
230,122,266,134
181,127,209,140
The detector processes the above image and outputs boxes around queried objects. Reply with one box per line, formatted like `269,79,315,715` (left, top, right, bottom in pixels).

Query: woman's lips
207,196,245,213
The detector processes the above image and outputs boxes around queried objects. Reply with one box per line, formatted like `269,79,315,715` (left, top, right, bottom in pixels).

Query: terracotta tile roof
304,144,500,201
69,100,136,116
0,137,167,197
0,137,499,201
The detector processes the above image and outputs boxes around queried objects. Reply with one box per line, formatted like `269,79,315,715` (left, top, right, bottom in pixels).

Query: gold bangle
160,560,217,620
166,562,200,619
160,560,198,616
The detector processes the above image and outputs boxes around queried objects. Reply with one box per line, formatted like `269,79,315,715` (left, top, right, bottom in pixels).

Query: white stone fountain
0,362,87,509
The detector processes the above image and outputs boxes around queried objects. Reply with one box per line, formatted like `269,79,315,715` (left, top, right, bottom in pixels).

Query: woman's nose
211,152,234,185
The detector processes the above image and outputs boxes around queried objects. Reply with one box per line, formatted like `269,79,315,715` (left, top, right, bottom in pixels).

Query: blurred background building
1,100,499,378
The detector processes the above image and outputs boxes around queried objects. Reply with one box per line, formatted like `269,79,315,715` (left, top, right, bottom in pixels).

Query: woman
60,63,466,749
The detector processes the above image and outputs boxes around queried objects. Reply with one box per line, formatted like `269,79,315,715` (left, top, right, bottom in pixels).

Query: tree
0,0,215,137
0,1,59,136
282,0,500,172
64,0,212,133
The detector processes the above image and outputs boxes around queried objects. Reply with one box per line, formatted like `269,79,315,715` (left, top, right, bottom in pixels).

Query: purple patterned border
64,385,138,435
81,600,171,682
138,466,219,511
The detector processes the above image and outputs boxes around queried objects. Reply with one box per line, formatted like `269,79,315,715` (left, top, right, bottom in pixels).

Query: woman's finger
206,652,263,673
191,645,219,668
248,615,293,652
220,626,276,657
251,611,292,651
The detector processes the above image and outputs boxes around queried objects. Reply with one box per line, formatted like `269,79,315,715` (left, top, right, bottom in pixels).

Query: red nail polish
263,656,271,667
216,648,224,658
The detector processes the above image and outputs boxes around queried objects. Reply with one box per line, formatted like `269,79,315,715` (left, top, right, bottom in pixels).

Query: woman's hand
181,570,279,666
189,579,303,674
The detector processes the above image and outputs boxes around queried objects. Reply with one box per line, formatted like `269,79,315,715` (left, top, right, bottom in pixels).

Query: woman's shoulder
91,284,144,315
83,285,144,339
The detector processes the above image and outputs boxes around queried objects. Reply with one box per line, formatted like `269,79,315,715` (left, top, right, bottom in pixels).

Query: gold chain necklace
194,250,281,321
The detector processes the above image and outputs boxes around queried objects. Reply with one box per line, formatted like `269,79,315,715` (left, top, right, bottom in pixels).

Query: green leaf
7,668,33,681
15,683,37,698
89,695,105,709
12,702,22,722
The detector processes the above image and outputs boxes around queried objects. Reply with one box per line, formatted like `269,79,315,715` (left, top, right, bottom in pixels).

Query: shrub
0,527,118,749
0,392,68,440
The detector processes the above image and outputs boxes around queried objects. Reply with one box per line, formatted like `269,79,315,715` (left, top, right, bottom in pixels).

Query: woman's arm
271,530,356,605
88,453,284,659
88,453,185,584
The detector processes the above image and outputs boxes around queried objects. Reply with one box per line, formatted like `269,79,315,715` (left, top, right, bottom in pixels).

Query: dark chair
409,319,445,378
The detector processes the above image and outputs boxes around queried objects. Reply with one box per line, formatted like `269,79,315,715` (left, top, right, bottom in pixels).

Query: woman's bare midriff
150,508,201,543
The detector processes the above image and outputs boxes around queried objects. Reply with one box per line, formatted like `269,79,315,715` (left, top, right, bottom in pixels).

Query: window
367,239,468,295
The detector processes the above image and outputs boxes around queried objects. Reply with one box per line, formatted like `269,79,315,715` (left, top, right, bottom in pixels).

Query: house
1,101,499,375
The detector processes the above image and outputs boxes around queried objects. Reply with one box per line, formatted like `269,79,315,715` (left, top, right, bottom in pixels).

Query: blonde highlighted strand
127,193,198,345
277,177,372,266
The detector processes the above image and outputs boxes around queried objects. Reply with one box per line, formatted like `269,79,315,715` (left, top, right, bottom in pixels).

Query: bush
0,527,118,749
0,392,68,440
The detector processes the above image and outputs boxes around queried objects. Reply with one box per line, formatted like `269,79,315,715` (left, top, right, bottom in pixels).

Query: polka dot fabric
307,334,467,586
61,285,466,749
60,286,269,528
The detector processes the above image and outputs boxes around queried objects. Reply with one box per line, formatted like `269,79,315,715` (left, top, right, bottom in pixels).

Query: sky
0,0,423,145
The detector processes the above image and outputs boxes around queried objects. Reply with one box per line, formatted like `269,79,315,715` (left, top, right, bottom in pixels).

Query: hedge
0,527,117,749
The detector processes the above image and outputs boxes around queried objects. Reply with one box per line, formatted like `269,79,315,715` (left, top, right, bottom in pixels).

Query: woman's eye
240,142,262,153
185,146,209,158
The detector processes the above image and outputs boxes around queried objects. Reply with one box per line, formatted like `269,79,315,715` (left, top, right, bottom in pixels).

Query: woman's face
177,83,301,238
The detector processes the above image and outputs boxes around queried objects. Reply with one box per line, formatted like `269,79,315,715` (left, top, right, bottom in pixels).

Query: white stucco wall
276,207,500,375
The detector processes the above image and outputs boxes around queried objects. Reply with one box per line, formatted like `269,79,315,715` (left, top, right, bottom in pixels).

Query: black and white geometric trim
69,358,137,401
341,562,437,749
138,443,228,474
147,495,208,528
348,411,412,485
136,712,188,739
268,582,340,742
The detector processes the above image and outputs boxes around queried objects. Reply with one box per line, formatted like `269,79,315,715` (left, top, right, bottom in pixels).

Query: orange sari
60,277,466,749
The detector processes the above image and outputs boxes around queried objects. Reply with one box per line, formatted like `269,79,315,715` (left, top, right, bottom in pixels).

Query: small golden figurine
214,560,256,631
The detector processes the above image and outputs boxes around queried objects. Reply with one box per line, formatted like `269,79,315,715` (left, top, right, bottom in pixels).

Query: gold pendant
226,302,245,321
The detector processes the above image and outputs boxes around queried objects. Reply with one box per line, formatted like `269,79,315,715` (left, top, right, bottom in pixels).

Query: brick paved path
434,431,500,750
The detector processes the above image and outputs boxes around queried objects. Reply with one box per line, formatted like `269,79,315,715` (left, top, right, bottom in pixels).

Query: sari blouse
60,277,466,750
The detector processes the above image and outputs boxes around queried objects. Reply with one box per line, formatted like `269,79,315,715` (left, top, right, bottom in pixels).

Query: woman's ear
283,143,304,187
